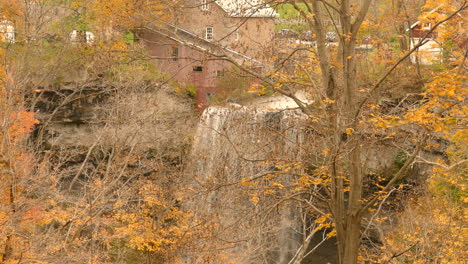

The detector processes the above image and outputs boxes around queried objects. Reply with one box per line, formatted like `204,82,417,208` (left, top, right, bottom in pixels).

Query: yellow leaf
250,196,259,204
326,229,336,238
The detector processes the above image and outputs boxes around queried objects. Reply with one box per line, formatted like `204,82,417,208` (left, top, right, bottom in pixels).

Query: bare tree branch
360,133,428,215
354,2,468,122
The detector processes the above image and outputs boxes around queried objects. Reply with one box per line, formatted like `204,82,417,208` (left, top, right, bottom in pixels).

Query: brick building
140,0,278,108
408,4,466,65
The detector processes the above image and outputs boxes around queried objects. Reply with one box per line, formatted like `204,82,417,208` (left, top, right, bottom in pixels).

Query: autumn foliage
0,0,467,263
0,46,40,263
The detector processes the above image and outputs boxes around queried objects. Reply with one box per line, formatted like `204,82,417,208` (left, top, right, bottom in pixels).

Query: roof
153,23,265,66
407,3,465,30
0,20,14,25
215,0,279,18
408,4,445,30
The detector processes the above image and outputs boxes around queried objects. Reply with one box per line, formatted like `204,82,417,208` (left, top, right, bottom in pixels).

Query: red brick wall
410,24,438,39
139,30,230,109
173,0,276,61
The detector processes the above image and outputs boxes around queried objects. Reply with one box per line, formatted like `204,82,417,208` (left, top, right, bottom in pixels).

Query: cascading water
186,104,312,263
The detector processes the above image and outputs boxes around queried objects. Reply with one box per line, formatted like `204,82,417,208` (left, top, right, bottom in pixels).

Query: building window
206,92,216,102
70,30,95,44
193,66,203,72
421,23,432,30
205,27,213,41
201,0,209,11
0,20,15,43
172,46,179,61
85,31,95,44
216,70,225,77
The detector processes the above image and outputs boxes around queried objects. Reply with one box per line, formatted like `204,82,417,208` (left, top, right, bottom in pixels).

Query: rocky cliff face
31,82,196,155
29,81,197,195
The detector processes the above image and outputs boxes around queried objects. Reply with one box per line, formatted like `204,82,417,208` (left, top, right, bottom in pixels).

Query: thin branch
360,133,428,215
215,56,314,115
351,0,372,38
354,3,468,122
362,187,397,237
302,232,328,259
415,157,468,171
68,134,103,192
322,1,341,14
301,198,333,222
274,47,317,73
382,243,419,264
457,48,468,75
288,228,328,264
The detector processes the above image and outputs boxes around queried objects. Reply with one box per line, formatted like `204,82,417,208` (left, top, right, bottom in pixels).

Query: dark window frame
193,66,203,72
172,46,179,61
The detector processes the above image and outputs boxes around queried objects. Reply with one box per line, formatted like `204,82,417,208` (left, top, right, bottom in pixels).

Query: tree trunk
341,215,361,264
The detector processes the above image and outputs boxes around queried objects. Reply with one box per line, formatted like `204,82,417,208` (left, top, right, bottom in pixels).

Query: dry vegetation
1,0,466,264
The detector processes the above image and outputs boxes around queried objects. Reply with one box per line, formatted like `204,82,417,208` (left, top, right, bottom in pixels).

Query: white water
187,103,310,263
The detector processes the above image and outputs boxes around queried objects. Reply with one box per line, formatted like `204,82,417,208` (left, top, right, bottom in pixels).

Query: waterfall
186,104,310,263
